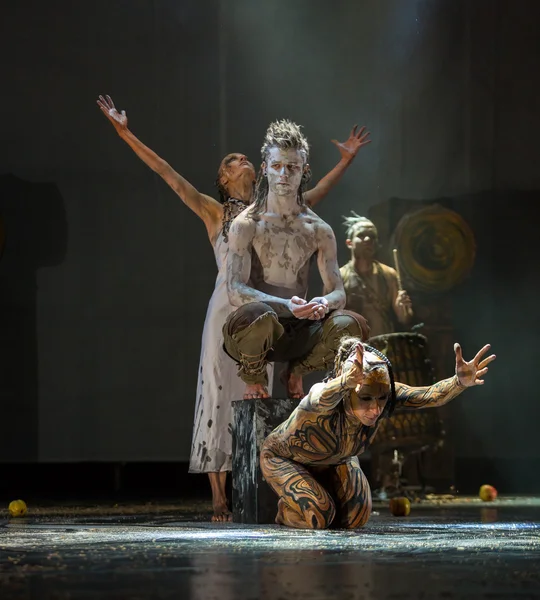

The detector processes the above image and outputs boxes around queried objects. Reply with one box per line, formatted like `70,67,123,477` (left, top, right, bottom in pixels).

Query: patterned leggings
260,446,372,529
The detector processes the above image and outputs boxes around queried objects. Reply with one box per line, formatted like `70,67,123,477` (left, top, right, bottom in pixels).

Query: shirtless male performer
224,119,370,400
261,337,495,529
96,95,371,522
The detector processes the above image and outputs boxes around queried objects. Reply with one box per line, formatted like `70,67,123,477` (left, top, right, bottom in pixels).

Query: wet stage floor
1,498,539,599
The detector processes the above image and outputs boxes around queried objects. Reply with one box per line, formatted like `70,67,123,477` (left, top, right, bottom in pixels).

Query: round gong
393,204,475,293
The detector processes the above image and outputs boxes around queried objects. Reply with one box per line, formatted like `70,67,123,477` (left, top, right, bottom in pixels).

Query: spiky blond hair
260,119,310,163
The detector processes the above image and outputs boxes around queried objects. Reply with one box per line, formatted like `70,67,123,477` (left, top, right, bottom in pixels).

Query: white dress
189,230,273,473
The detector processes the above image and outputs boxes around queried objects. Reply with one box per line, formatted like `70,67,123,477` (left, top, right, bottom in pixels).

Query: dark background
1,0,539,494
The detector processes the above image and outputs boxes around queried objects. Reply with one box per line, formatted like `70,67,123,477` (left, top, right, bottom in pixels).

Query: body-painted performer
340,213,413,337
260,337,495,529
97,95,371,521
224,120,371,402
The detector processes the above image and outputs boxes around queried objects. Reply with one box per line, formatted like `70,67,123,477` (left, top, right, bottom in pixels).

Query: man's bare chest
252,221,319,263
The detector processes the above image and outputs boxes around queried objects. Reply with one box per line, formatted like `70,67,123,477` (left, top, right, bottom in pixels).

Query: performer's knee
307,502,336,530
339,459,372,529
344,503,372,529
324,309,370,343
260,445,278,478
225,302,277,337
222,303,282,372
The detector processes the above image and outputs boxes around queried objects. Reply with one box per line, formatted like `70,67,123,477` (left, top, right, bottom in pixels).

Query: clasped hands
288,296,330,320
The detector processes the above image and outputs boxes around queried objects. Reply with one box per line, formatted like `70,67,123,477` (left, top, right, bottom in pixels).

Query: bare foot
286,372,304,399
208,472,232,522
211,500,232,522
244,383,269,399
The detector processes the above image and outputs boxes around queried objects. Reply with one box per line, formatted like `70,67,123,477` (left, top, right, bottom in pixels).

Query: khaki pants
223,302,369,385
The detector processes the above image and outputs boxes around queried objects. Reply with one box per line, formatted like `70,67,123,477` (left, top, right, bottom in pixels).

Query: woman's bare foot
243,383,269,399
208,471,232,522
211,500,232,522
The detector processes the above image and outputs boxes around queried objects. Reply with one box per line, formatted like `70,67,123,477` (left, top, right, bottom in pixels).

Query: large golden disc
393,204,475,293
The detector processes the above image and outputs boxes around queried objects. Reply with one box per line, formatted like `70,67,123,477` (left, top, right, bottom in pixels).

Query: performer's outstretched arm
305,125,371,206
397,343,496,409
396,376,464,409
97,95,222,241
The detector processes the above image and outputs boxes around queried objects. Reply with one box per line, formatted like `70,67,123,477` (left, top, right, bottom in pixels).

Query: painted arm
304,125,371,207
312,223,346,311
396,376,464,409
302,344,364,411
226,214,321,318
398,342,496,408
97,95,222,242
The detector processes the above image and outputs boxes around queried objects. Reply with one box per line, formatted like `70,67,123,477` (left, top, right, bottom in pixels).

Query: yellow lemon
8,499,28,517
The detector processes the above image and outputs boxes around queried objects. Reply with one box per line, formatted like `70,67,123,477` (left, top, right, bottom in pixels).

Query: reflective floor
1,499,539,599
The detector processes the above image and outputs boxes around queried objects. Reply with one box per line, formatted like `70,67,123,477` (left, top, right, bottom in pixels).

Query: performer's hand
331,125,371,162
454,343,496,387
341,343,364,389
97,95,128,134
288,296,320,320
396,290,412,309
306,297,329,321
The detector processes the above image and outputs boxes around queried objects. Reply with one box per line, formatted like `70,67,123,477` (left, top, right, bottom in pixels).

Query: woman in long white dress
97,94,371,520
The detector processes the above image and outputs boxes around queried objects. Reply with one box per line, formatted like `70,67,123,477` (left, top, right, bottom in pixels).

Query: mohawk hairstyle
342,211,377,241
249,119,312,218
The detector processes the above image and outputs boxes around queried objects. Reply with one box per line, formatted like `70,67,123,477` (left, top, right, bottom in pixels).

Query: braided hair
214,155,254,242
221,198,248,243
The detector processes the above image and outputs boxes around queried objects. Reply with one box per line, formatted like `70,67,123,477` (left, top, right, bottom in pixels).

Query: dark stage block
232,397,299,524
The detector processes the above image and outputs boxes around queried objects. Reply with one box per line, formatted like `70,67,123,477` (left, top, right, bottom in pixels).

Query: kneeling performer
261,338,495,529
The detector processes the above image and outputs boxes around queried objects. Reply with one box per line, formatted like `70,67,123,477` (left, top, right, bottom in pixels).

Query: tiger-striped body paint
261,345,466,530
